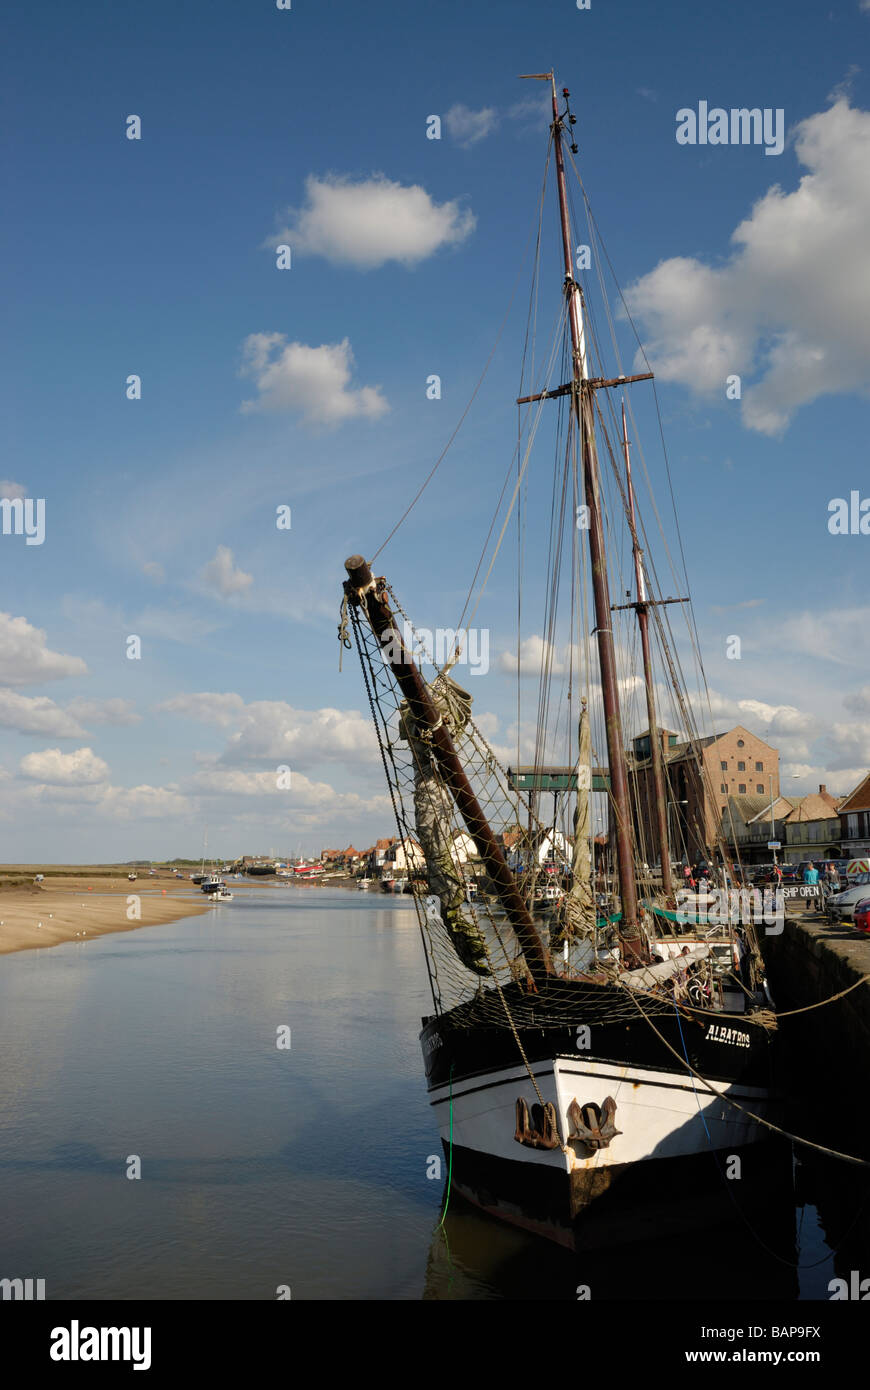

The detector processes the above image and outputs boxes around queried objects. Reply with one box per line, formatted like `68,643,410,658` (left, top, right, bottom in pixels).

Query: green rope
438,1063,455,1229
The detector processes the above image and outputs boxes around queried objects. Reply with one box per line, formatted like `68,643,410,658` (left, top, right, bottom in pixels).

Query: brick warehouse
626,724,780,866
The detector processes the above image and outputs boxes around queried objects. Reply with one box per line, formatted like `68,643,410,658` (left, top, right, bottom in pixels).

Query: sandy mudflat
0,873,213,956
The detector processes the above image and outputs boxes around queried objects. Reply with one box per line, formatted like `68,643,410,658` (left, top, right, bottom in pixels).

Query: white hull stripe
429,1059,771,1107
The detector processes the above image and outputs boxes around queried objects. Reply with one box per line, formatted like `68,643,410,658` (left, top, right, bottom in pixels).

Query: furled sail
560,699,596,939
398,674,488,975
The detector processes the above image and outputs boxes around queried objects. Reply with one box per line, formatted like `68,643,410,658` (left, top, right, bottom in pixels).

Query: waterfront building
629,724,780,864
837,772,870,859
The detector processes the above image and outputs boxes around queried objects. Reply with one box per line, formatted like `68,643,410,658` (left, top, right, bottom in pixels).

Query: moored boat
340,71,786,1249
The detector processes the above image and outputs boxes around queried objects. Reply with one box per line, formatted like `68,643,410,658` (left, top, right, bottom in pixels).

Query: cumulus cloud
157,692,246,728
66,698,141,726
0,690,87,738
269,173,475,269
159,691,379,769
19,746,110,785
220,703,380,767
774,605,870,665
497,636,581,678
0,612,87,686
625,99,870,434
445,104,498,147
239,334,388,428
0,480,27,500
198,546,253,598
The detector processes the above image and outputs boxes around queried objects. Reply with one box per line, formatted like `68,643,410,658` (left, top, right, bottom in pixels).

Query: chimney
819,783,826,795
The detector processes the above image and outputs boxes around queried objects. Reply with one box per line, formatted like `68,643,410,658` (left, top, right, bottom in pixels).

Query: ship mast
546,75,643,960
621,402,673,898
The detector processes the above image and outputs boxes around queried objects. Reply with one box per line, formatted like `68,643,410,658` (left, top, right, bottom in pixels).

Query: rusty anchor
514,1096,562,1150
567,1096,621,1152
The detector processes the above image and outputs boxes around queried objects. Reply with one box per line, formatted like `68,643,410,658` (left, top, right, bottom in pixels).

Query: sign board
767,841,781,850
507,765,610,793
781,883,821,900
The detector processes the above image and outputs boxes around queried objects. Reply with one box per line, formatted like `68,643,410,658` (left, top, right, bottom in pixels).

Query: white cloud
239,334,388,428
497,636,580,678
142,561,165,583
774,606,870,665
222,703,379,769
0,612,87,686
0,480,27,500
102,783,191,819
626,99,870,434
199,545,253,598
445,104,498,147
66,698,141,726
159,691,380,769
19,746,110,785
270,173,475,269
0,690,86,738
157,692,246,728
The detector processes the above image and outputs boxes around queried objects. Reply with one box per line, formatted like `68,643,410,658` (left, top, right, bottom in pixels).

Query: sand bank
0,873,213,956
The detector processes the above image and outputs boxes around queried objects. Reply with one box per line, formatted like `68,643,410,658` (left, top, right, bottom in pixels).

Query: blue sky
2,0,869,860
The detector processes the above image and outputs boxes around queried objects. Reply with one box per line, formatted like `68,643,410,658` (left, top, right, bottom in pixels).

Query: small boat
211,888,233,902
393,878,409,894
357,878,372,890
201,877,226,895
381,878,396,893
127,873,137,882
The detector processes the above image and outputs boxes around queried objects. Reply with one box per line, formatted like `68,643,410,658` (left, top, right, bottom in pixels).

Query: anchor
514,1096,561,1150
567,1096,621,1152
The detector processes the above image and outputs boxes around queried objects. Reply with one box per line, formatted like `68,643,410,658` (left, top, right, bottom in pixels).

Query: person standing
803,863,819,885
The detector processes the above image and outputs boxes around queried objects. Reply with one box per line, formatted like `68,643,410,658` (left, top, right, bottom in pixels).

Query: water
0,888,861,1300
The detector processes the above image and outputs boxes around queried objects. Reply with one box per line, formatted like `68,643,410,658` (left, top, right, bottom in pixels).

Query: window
755,761,763,772
721,784,727,793
739,783,746,794
756,784,764,794
720,760,728,771
738,761,745,771
737,739,745,747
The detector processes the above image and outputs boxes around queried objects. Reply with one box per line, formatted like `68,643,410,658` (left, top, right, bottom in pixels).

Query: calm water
0,887,861,1300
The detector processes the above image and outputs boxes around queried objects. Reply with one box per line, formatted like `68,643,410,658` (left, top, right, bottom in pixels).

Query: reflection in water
423,1184,800,1300
0,887,858,1299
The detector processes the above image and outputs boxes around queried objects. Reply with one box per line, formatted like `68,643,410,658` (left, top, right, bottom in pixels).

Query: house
837,773,870,859
781,786,842,863
451,831,478,866
388,836,425,873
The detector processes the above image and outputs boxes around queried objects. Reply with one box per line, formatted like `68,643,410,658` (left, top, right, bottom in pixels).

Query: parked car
826,873,870,923
855,899,870,934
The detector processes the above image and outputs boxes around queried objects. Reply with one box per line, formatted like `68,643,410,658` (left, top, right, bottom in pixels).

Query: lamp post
769,774,778,866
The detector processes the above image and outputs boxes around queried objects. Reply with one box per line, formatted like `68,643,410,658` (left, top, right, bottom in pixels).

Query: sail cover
398,675,488,975
561,699,596,938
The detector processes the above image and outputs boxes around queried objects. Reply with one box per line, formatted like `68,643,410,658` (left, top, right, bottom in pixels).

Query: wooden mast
343,556,553,986
621,401,673,898
547,76,644,960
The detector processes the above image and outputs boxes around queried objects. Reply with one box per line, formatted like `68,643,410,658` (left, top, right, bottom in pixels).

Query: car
826,873,870,923
854,899,870,934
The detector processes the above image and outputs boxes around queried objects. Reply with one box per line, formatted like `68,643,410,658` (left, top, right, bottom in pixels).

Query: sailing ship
340,74,785,1249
